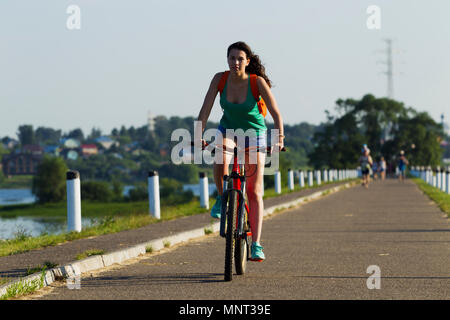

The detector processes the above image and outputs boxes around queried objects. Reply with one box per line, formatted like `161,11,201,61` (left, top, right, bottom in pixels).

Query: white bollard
148,171,161,219
67,170,82,232
308,171,314,187
447,171,450,195
199,172,209,209
441,170,446,192
432,173,437,188
275,170,281,194
315,170,321,185
323,170,328,183
299,170,305,188
329,169,334,181
437,171,442,189
288,169,294,191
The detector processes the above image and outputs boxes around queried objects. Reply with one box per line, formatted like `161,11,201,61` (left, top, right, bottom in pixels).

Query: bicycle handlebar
190,141,286,154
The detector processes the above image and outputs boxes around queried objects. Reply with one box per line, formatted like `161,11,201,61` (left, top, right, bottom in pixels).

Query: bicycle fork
219,174,251,240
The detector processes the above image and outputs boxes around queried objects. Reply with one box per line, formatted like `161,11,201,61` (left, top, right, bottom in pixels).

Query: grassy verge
411,177,450,217
0,269,46,300
75,249,105,260
0,175,33,189
26,261,58,275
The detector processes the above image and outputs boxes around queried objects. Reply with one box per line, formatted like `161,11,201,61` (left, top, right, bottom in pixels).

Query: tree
66,128,85,142
309,94,443,169
87,127,102,141
35,127,62,145
32,156,68,203
17,125,35,146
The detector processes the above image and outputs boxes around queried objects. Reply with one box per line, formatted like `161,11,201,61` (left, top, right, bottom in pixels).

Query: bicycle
194,139,285,281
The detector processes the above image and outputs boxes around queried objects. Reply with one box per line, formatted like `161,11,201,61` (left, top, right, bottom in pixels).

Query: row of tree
309,94,446,169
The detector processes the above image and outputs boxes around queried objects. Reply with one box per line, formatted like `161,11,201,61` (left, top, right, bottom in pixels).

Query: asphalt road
29,179,450,300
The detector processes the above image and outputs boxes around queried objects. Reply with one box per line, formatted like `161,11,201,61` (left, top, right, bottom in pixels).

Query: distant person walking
397,150,409,182
372,159,378,181
379,156,387,181
359,147,373,188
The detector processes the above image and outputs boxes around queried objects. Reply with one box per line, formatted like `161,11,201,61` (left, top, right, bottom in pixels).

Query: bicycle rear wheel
224,189,238,281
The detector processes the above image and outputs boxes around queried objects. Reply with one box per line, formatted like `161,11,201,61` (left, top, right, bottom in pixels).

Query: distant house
81,144,98,157
2,153,43,176
60,149,79,161
124,141,139,152
2,138,18,150
44,145,60,156
60,138,81,149
22,144,43,155
95,136,119,150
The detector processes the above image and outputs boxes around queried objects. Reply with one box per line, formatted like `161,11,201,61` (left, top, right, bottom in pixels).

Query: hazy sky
1,0,449,138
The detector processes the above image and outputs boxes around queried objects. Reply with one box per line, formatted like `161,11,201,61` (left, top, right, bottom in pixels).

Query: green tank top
219,76,267,136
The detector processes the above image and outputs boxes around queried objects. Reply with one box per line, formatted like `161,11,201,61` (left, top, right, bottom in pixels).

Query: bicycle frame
219,147,252,240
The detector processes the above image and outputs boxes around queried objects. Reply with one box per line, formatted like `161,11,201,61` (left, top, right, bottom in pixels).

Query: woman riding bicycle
195,41,284,261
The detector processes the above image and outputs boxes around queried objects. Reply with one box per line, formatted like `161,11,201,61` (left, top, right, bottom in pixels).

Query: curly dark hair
227,41,272,88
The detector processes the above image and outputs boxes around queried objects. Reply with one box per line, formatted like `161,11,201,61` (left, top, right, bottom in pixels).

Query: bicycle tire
224,189,238,281
235,231,248,275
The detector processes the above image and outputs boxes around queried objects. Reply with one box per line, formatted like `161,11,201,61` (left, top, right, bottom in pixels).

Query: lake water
0,189,36,206
0,216,94,240
0,188,94,240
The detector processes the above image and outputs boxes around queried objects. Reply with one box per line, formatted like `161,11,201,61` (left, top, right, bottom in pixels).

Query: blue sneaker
210,195,221,219
250,242,265,262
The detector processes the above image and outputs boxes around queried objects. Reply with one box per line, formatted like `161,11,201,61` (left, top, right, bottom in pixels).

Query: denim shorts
216,125,267,150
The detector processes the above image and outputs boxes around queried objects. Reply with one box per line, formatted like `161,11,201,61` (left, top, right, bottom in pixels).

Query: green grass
0,200,150,219
0,175,33,189
75,249,105,260
411,177,450,217
145,245,153,253
0,277,13,286
26,261,58,275
0,269,46,300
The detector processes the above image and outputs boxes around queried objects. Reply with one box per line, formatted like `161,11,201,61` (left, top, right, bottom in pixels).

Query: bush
32,156,68,203
126,185,148,202
124,178,194,204
81,181,113,202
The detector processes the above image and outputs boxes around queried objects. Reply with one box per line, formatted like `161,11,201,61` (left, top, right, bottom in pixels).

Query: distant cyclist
359,146,373,188
397,150,409,182
195,41,285,261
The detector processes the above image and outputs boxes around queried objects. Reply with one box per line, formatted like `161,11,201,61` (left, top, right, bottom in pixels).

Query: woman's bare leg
244,151,265,243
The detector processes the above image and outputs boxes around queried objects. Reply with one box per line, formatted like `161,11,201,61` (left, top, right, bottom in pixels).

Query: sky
1,0,449,138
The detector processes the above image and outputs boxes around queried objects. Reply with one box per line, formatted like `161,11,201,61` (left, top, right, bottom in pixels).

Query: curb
0,180,356,298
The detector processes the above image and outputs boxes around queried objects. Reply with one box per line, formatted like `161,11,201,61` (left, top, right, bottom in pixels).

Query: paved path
26,180,450,299
0,182,347,279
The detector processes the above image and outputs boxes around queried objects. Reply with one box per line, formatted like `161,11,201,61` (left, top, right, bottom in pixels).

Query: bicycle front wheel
235,202,250,275
224,189,238,282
